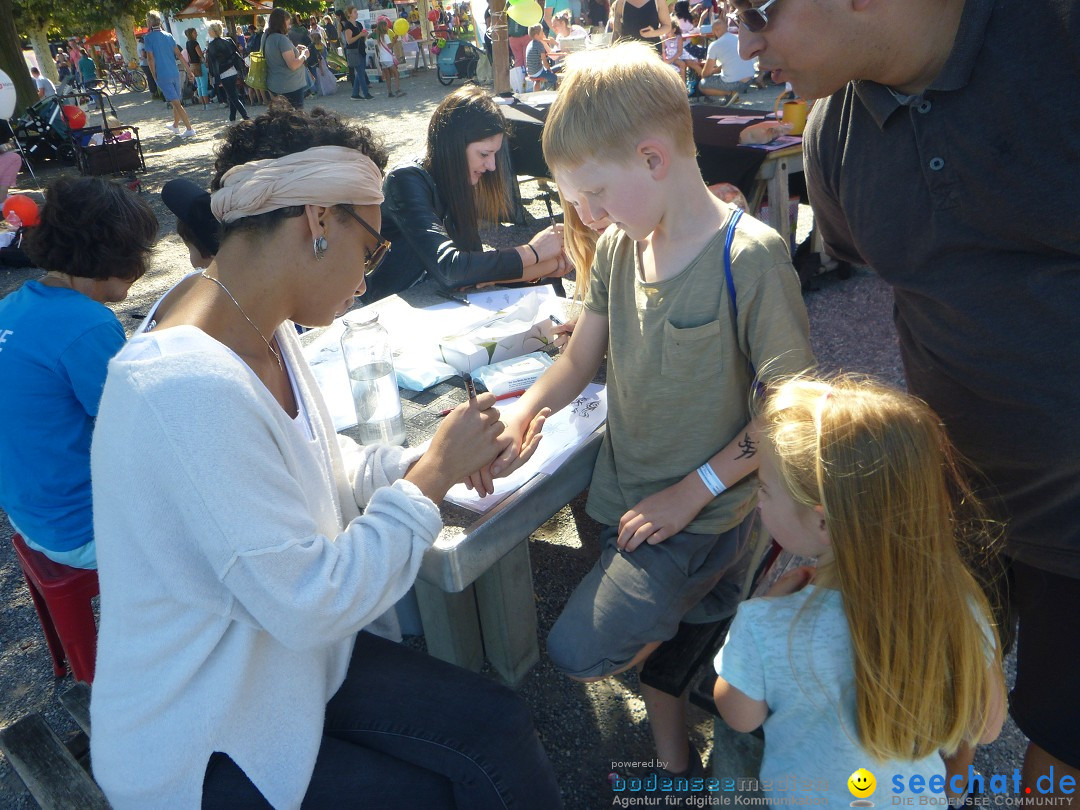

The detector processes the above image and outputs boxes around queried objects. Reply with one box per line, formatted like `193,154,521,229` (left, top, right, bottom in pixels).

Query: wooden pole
418,0,433,41
489,0,510,94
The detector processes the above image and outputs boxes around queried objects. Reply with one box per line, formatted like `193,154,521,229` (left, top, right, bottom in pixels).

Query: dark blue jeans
220,76,248,121
202,631,563,808
351,62,370,97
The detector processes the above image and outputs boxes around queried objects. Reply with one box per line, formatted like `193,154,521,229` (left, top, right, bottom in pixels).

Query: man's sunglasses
340,206,391,276
731,0,782,33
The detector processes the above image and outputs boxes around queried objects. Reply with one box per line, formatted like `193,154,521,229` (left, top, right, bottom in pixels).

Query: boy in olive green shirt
488,43,814,779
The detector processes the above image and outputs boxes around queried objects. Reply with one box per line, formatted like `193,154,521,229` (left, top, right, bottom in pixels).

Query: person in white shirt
698,30,757,103
30,67,56,99
90,105,560,810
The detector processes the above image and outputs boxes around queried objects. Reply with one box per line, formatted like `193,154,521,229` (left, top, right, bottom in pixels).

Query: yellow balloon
393,17,410,36
507,0,542,26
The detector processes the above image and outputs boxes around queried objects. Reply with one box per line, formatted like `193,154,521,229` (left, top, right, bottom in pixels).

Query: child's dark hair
25,177,158,281
211,100,388,240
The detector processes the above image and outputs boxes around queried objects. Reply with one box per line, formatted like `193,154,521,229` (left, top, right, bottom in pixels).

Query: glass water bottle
340,310,406,446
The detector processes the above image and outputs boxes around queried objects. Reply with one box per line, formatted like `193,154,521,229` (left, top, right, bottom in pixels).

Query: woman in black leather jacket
362,85,568,302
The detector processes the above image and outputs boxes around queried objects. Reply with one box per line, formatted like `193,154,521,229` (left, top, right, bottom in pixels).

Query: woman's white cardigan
89,323,441,809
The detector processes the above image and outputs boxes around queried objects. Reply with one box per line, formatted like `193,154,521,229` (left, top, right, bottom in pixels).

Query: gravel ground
0,74,1027,808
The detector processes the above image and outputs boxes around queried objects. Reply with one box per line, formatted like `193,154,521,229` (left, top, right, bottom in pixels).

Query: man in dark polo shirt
736,0,1080,793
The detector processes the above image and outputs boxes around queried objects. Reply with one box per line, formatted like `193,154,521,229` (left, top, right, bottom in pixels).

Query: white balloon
0,70,17,120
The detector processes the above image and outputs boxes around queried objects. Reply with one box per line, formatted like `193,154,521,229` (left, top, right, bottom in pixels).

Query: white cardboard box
437,294,558,374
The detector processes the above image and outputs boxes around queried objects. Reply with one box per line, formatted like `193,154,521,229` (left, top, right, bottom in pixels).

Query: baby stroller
9,95,75,164
435,39,482,86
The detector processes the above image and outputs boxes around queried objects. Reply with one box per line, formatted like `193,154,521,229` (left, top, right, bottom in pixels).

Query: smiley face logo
848,768,877,799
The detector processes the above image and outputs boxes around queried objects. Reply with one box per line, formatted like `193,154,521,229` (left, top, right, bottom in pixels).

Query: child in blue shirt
714,376,1005,805
0,177,158,568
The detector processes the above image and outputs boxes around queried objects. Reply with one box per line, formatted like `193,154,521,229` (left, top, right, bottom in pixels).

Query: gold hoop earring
313,235,328,261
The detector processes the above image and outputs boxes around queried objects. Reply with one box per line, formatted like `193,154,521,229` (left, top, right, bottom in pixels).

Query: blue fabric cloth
0,281,125,555
144,28,181,80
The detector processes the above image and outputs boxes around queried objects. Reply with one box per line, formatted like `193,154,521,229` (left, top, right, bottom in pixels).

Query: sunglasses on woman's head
340,206,391,276
731,0,782,32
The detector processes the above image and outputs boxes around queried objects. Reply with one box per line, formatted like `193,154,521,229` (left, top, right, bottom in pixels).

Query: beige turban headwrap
210,145,384,223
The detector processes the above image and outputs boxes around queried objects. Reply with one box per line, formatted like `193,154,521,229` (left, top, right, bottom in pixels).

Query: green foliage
13,0,184,37
288,0,332,16
13,0,80,31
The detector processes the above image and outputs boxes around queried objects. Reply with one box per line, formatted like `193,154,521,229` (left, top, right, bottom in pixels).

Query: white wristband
697,463,726,498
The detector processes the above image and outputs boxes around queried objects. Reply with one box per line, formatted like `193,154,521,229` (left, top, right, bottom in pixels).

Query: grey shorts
546,513,756,679
700,75,752,93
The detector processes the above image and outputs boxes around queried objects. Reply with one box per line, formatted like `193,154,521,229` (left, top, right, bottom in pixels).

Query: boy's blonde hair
542,41,695,171
760,375,1003,761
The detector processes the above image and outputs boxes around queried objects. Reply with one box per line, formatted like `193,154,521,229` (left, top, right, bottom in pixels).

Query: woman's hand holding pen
406,392,510,503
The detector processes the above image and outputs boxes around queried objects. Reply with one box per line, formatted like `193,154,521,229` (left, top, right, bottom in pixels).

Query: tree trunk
489,0,510,94
27,24,58,83
0,0,37,116
115,15,138,67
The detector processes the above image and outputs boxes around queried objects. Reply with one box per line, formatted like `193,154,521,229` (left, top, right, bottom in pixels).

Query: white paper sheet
443,383,607,513
465,286,557,312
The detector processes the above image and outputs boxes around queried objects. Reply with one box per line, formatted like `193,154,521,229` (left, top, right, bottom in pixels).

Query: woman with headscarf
89,102,559,809
363,85,568,302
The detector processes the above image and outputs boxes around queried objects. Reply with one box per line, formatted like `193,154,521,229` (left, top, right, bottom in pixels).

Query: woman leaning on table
361,85,569,302
88,102,560,810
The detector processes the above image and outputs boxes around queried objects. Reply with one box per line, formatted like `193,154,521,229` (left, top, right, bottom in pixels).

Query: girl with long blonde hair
714,375,1006,804
374,19,403,97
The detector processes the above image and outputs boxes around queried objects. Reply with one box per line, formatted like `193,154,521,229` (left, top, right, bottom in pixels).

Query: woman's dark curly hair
24,177,158,281
211,100,389,240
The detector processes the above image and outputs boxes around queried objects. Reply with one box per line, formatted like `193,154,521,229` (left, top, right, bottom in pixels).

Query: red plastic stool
10,532,99,683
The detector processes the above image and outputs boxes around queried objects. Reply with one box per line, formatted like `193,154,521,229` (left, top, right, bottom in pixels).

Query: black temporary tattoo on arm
735,432,757,460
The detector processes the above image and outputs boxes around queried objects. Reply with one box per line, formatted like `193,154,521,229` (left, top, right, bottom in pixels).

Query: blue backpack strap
723,207,743,322
722,207,760,385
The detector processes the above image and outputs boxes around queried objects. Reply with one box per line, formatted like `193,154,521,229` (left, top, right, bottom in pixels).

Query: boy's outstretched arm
713,676,768,733
464,308,609,495
616,419,762,551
